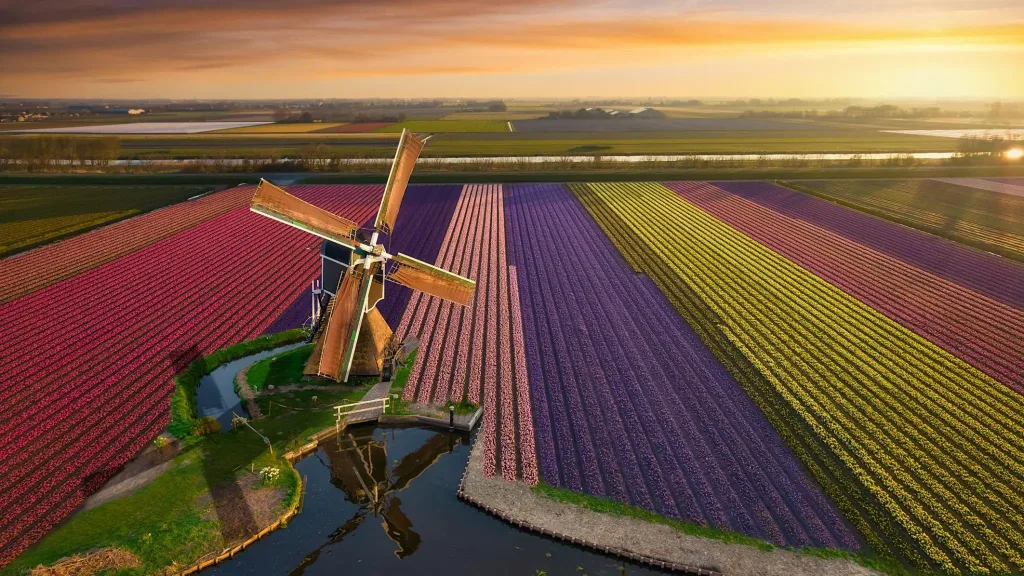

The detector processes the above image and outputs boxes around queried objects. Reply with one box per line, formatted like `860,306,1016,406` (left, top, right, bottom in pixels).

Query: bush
191,416,221,437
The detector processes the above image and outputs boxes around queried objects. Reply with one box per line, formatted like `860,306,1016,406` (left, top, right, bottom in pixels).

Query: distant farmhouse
628,107,666,119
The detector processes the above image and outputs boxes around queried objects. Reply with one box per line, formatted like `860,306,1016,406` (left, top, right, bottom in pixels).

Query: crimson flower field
0,185,382,565
1,179,1021,575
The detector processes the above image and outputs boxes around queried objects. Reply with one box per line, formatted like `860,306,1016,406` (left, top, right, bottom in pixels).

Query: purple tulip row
503,182,859,550
712,181,1024,310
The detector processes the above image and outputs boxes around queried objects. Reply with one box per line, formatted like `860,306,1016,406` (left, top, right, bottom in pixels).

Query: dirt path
460,441,882,576
234,365,263,419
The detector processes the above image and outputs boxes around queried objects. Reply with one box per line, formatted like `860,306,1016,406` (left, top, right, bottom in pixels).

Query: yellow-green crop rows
571,181,1024,575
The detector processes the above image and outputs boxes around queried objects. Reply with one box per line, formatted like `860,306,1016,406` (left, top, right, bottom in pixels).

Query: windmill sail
249,128,474,383
374,130,425,235
388,252,476,307
251,179,362,248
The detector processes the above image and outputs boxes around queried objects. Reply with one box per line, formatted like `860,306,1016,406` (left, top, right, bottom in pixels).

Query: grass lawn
245,344,315,391
531,483,898,575
245,344,377,393
372,120,510,133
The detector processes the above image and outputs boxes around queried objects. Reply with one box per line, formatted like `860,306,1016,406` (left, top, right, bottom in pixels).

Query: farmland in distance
373,120,510,133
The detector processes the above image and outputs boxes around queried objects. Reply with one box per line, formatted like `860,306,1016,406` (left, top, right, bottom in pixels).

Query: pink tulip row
0,185,383,562
396,184,540,482
667,181,1024,394
0,185,255,305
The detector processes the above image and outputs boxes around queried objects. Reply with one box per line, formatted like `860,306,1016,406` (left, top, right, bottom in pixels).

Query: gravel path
460,440,881,576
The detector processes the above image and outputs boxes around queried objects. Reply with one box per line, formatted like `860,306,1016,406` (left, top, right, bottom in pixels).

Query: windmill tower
250,130,475,382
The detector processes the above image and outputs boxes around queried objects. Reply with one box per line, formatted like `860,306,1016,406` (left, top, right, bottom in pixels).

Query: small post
449,404,455,431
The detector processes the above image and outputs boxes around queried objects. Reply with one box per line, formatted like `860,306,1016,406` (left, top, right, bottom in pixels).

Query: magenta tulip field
0,185,382,564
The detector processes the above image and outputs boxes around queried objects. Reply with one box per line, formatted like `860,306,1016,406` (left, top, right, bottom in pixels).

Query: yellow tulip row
575,181,1024,576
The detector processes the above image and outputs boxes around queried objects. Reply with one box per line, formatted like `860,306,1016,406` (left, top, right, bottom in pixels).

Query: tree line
0,136,120,171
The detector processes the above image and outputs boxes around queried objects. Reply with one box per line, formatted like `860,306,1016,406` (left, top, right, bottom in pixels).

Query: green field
68,131,955,160
572,181,1024,575
0,184,214,257
372,120,510,133
440,111,548,120
785,179,1024,261
425,132,955,156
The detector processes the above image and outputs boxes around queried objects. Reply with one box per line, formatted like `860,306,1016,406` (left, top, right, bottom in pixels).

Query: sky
1,0,1022,100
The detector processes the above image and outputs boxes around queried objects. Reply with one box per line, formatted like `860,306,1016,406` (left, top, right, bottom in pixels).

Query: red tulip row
396,184,539,483
667,181,1024,395
0,185,255,306
0,185,383,565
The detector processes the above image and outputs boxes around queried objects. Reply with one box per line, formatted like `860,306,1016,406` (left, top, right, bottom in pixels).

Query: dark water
196,343,305,431
207,426,668,576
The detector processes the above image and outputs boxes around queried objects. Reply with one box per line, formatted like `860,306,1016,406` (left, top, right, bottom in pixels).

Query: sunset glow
0,0,1022,98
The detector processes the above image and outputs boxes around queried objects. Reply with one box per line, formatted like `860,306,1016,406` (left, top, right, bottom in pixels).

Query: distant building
629,107,666,119
128,108,146,115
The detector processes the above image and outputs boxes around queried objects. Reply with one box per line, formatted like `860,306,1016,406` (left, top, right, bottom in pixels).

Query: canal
206,425,668,576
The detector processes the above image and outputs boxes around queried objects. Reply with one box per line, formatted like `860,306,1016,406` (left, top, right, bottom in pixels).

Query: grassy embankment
3,332,372,576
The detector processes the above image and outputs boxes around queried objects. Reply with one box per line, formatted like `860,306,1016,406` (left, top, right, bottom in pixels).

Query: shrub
191,416,221,437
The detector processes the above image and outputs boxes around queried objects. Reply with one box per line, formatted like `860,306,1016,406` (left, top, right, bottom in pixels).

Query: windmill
249,129,475,382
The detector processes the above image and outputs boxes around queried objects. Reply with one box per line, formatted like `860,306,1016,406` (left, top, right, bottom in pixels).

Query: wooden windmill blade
317,267,376,381
373,130,425,235
251,179,362,249
388,253,476,307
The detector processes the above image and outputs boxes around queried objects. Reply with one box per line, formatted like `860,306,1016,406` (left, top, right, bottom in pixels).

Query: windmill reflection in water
298,428,464,565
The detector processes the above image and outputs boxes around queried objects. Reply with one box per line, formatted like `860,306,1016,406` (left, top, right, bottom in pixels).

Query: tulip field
0,184,217,259
395,184,539,484
504,183,857,549
2,178,1023,574
0,186,255,305
667,181,1024,393
784,178,1024,262
572,181,1024,575
0,185,382,565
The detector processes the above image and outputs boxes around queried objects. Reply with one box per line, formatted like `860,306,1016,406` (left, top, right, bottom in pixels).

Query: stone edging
455,437,722,576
